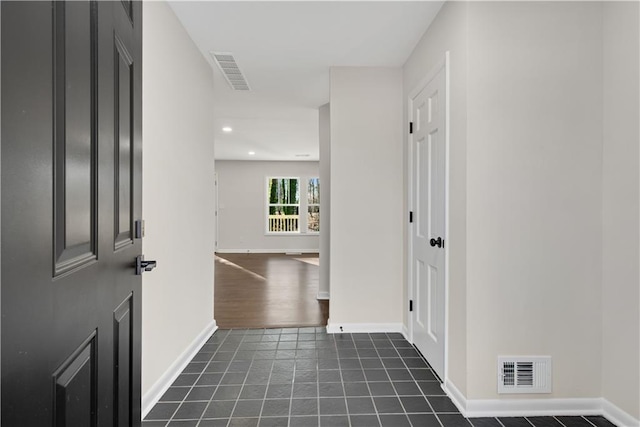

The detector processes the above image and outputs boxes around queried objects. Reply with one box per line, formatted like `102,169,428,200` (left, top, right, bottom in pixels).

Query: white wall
601,1,640,420
215,160,320,253
403,2,640,418
403,0,468,393
318,104,331,299
142,0,215,402
329,67,403,329
465,1,604,400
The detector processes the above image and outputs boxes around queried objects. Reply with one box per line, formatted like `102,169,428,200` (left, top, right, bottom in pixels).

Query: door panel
416,260,427,329
428,264,438,340
114,295,134,427
410,62,447,380
53,1,98,275
416,135,429,239
2,1,143,425
53,333,97,427
115,35,135,249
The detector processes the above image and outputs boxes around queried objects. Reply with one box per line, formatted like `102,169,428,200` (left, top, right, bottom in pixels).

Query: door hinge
409,211,413,223
409,122,413,134
409,300,413,312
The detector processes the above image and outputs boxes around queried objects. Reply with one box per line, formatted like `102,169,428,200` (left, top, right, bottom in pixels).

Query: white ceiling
168,1,444,161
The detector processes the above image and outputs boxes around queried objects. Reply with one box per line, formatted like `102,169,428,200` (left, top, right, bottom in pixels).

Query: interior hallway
214,253,329,329
143,327,617,427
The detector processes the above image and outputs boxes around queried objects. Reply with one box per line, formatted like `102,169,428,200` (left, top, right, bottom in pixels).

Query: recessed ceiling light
295,154,310,157
222,126,232,133
248,151,255,155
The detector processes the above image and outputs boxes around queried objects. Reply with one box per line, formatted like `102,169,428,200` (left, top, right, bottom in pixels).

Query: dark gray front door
1,1,143,425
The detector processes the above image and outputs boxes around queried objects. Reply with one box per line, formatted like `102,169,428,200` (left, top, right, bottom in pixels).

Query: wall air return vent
210,52,250,91
497,356,552,394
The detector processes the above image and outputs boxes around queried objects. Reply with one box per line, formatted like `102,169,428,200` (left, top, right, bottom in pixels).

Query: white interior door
410,63,446,380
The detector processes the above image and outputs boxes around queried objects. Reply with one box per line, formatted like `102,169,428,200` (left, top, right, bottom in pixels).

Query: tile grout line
202,329,236,426
401,337,445,427
255,328,279,427
390,333,443,427
286,329,298,427
317,330,323,427
344,333,355,427
365,333,385,427
380,332,414,425
192,329,234,426
218,329,244,427
338,334,360,426
212,329,248,427
583,415,603,427
318,330,334,426
165,329,230,426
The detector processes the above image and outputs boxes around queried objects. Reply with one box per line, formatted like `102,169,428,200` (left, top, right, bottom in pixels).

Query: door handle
135,255,157,275
429,237,443,248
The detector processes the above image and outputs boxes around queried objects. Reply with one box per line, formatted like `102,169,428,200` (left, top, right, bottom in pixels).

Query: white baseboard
465,397,602,418
602,398,640,427
443,379,467,414
326,322,403,334
141,320,218,419
401,324,410,341
443,379,639,426
216,249,319,254
316,291,330,300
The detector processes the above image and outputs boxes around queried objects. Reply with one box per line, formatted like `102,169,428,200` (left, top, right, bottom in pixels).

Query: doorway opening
214,252,329,329
213,164,326,329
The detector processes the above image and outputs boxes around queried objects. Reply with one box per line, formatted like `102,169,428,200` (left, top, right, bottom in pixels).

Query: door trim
406,51,450,382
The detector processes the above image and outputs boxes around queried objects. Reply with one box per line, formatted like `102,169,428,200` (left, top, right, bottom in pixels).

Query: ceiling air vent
210,52,250,91
498,356,552,394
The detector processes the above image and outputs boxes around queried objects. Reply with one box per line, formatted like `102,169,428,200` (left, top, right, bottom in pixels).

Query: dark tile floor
143,328,617,427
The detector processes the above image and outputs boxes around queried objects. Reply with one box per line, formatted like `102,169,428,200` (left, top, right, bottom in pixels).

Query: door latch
134,219,145,239
429,237,443,248
135,255,157,275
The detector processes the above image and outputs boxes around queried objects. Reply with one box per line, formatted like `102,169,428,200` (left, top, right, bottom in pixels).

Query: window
307,178,320,233
267,178,300,233
266,177,320,234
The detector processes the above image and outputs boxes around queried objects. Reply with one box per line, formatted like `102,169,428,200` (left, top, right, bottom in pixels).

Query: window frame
265,176,301,235
264,176,320,236
306,177,320,235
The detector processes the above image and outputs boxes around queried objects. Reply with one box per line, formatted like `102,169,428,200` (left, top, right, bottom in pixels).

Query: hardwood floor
214,253,329,329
